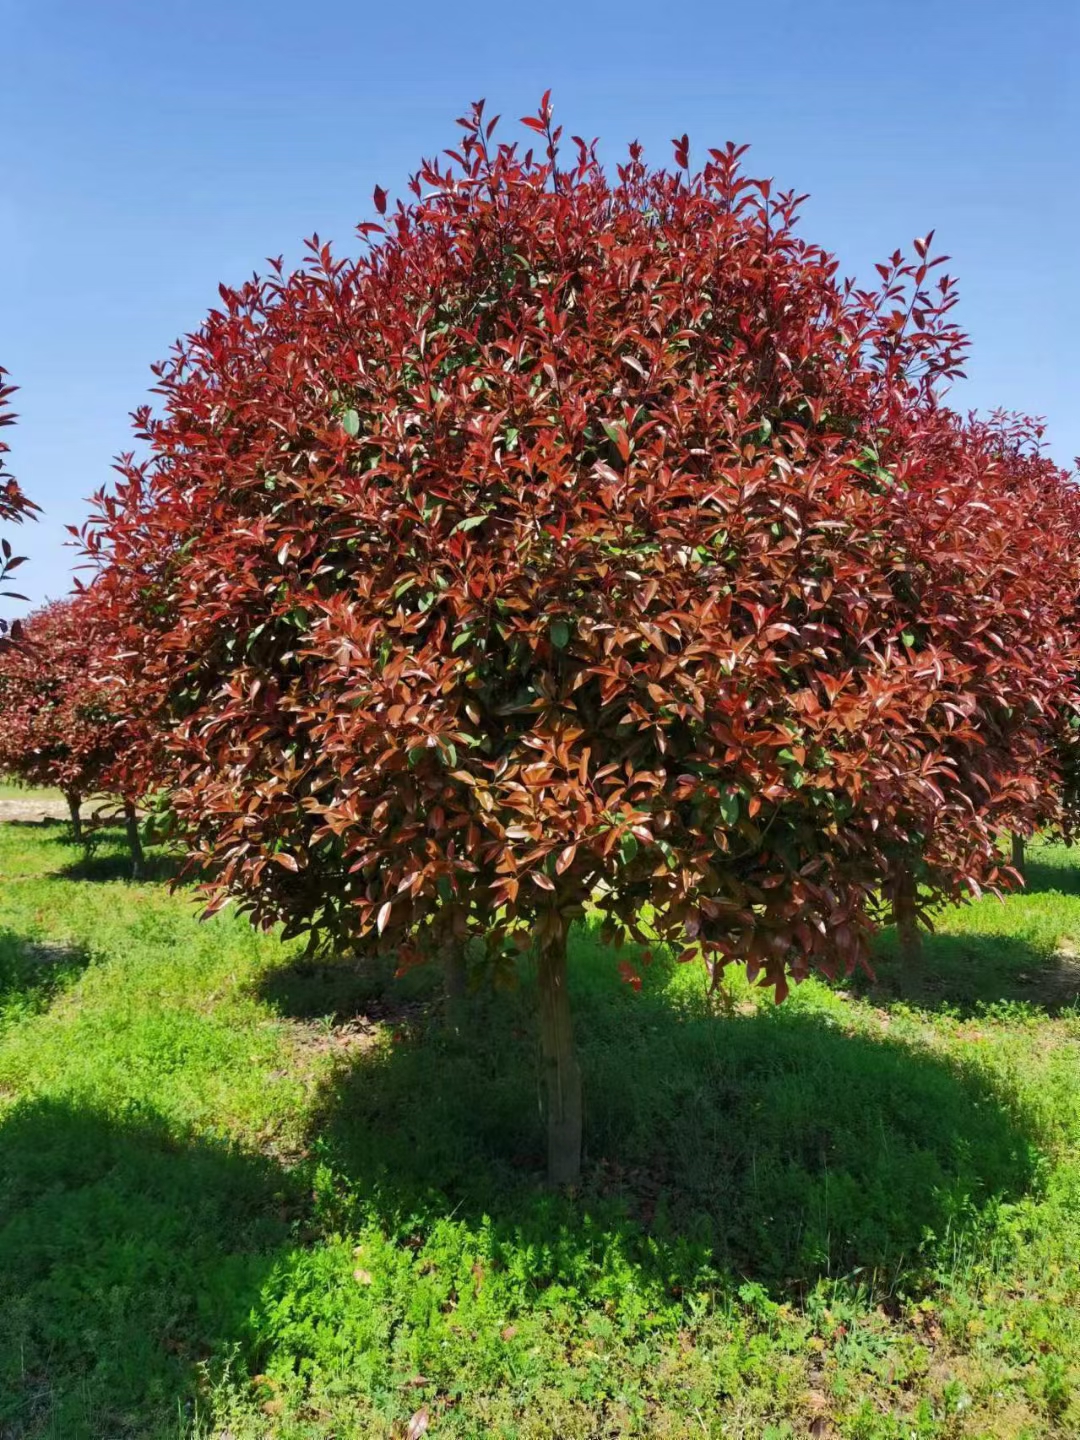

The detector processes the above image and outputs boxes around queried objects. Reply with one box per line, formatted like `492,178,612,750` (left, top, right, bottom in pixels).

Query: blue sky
3,0,1077,612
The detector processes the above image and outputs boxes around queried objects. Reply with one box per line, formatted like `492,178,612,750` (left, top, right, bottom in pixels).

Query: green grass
3,809,1080,1437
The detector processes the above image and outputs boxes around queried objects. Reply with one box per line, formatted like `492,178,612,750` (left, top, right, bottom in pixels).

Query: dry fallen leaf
406,1406,430,1439
354,1268,373,1285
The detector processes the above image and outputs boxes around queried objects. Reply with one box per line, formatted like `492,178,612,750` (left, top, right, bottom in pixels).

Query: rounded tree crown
84,100,1080,996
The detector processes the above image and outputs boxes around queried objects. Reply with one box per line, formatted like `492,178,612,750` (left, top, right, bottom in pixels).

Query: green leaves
550,621,570,649
341,409,361,438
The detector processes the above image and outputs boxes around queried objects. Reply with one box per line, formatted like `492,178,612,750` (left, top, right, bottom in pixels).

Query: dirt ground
0,796,71,823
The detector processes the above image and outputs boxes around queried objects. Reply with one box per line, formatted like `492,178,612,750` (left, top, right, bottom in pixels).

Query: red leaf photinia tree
85,99,1080,1182
873,407,1080,960
0,593,146,873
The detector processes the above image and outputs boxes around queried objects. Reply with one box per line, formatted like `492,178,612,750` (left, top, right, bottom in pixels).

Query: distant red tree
871,408,1080,956
0,367,37,635
0,595,146,873
85,99,1080,1180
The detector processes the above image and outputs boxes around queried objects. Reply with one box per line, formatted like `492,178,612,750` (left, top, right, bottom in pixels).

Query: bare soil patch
0,796,70,824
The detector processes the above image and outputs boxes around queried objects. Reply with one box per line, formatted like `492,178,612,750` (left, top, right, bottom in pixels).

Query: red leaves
372,185,388,216
519,91,554,132
79,100,1080,996
0,594,143,802
0,367,37,616
0,370,34,527
618,960,643,992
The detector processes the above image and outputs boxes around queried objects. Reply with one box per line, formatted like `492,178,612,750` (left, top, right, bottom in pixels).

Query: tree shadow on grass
1019,840,1080,900
859,915,1080,1020
0,930,91,1026
55,848,185,886
0,1099,298,1440
857,928,1079,1016
258,950,443,1027
255,939,1041,1303
0,951,1041,1437
43,825,187,886
840,841,1080,1016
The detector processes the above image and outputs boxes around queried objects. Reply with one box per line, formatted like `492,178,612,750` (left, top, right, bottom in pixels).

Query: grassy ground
3,810,1080,1437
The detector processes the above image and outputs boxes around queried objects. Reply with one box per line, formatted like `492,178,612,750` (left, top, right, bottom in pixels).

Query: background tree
85,100,1080,1181
0,594,146,873
881,410,1080,962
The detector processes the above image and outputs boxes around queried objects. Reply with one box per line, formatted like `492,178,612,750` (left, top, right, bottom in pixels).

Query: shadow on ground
42,824,188,886
56,849,185,885
0,929,91,1024
257,943,1040,1296
1022,853,1080,900
0,941,1046,1436
258,950,440,1025
845,841,1080,1016
0,1100,297,1440
863,920,1080,1018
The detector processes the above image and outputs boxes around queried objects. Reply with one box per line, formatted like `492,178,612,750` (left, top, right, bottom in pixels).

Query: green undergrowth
2,809,1080,1437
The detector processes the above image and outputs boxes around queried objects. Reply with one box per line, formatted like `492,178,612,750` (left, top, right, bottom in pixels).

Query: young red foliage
84,100,1080,1173
0,367,37,628
83,100,1080,971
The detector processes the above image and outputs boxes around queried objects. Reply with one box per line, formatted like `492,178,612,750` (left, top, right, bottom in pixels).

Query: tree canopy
82,100,1080,1178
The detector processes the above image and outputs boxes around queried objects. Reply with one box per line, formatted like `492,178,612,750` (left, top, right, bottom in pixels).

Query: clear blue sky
3,0,1077,613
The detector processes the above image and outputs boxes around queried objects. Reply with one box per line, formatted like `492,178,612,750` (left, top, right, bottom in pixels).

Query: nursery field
4,805,1080,1439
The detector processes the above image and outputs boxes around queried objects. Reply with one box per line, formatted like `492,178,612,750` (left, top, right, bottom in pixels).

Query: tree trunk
444,947,467,1033
1011,833,1026,879
536,930,583,1186
65,791,82,844
124,799,144,880
893,865,922,970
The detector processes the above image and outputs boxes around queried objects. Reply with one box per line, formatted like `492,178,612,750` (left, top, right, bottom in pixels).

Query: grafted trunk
893,865,922,969
124,799,144,880
1011,833,1026,879
536,930,583,1186
65,791,82,844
